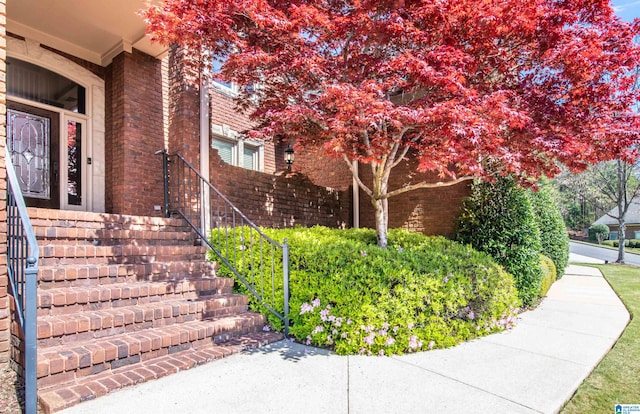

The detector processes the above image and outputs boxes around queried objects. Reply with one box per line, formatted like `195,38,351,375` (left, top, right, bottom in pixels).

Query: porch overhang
7,0,167,67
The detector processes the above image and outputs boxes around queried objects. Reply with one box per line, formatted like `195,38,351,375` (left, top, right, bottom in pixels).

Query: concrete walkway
60,263,629,414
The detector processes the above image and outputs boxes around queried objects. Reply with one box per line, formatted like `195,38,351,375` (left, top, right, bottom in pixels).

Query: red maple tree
144,0,640,247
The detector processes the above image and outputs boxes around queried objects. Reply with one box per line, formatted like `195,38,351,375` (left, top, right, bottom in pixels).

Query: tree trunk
373,198,388,248
617,221,626,263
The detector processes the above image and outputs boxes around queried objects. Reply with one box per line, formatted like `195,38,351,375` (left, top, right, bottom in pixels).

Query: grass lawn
561,264,640,413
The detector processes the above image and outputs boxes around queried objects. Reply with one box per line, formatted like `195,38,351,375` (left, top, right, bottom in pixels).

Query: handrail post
24,258,38,414
282,239,290,337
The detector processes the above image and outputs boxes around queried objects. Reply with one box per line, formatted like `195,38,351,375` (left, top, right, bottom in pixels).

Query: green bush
538,254,557,298
588,224,610,244
210,227,520,356
456,177,543,307
529,181,570,278
602,240,616,247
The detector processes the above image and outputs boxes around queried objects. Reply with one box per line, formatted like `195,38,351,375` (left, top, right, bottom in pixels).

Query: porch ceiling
7,0,167,66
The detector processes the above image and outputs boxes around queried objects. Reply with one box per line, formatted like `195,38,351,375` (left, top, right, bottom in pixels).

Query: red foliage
143,0,640,246
144,0,639,178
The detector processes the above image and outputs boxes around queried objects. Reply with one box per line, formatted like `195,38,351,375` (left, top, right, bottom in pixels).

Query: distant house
592,200,640,240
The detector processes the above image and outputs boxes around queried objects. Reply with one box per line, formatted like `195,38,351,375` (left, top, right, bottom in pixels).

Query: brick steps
37,293,249,344
36,313,267,390
37,262,218,287
37,278,233,316
39,244,208,266
25,208,277,413
37,331,283,413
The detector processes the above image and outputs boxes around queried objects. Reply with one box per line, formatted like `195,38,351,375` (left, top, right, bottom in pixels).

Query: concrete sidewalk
60,265,629,414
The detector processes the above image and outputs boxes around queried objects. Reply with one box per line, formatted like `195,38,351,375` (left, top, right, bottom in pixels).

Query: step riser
37,278,232,315
38,262,218,287
37,297,249,344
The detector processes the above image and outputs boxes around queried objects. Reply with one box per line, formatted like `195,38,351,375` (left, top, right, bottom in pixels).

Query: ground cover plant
561,265,640,413
211,227,520,355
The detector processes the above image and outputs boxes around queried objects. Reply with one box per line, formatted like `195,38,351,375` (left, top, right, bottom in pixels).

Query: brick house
0,1,469,411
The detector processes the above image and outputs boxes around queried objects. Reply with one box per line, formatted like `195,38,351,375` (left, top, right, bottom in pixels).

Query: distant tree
587,160,640,263
144,0,640,247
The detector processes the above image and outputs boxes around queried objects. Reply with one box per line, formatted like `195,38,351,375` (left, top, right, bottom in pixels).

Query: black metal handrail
6,155,39,414
158,150,289,334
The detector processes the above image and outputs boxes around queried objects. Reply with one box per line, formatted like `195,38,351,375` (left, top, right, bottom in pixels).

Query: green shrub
210,227,520,356
456,177,543,307
602,240,616,247
529,181,570,278
538,254,557,298
588,224,610,244
629,239,640,248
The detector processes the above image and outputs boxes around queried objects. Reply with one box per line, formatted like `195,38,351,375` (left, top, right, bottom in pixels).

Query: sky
611,0,640,21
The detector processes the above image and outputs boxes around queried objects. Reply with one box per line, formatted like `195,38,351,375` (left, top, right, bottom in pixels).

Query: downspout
353,160,360,228
200,74,210,237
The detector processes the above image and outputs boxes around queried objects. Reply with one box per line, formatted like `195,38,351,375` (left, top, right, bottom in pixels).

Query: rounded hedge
456,177,543,307
538,254,557,298
529,182,570,278
211,227,520,356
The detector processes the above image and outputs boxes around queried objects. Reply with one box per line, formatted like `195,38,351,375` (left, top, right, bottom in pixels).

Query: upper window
211,58,238,94
212,136,262,171
7,57,86,114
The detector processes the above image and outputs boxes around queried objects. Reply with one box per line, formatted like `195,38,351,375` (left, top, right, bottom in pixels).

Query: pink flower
300,302,314,314
312,325,324,334
408,335,423,350
361,250,367,257
385,337,396,346
262,325,271,332
364,334,375,345
312,298,321,307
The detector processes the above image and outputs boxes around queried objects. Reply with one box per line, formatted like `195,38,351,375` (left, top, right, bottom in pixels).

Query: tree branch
383,176,474,199
343,154,373,198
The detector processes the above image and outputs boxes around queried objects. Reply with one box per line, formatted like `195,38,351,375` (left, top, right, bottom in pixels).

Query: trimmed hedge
529,182,570,278
539,254,557,298
210,227,520,356
456,177,543,307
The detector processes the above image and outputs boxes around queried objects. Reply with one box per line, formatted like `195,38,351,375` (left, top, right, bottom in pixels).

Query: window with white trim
212,135,263,171
211,58,238,95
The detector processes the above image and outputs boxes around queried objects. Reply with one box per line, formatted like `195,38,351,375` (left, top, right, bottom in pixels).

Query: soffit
7,0,167,66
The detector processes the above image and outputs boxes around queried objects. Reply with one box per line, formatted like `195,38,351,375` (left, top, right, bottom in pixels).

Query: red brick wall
209,149,351,229
105,50,165,216
357,158,471,238
209,88,278,173
168,45,201,167
0,0,8,365
293,144,353,191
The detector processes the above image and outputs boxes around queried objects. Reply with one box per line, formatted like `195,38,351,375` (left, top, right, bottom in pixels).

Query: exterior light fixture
285,144,295,171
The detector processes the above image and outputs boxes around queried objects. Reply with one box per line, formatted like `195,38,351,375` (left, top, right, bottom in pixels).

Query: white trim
8,36,106,212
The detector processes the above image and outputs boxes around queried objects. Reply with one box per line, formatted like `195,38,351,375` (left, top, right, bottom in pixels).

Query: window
211,58,238,94
7,57,86,113
212,136,262,171
609,231,619,240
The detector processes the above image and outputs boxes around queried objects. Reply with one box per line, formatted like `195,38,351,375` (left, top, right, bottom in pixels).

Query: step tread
37,332,283,413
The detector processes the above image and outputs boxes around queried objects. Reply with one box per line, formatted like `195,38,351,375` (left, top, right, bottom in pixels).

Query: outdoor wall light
285,144,295,171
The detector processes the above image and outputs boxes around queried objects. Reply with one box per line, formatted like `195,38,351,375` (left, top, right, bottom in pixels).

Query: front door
7,102,60,209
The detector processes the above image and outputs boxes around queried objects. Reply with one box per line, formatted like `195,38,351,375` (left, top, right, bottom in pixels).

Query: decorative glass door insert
7,109,51,199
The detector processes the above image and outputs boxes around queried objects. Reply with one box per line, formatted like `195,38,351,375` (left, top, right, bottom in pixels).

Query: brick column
168,45,201,167
105,50,165,216
0,0,8,365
